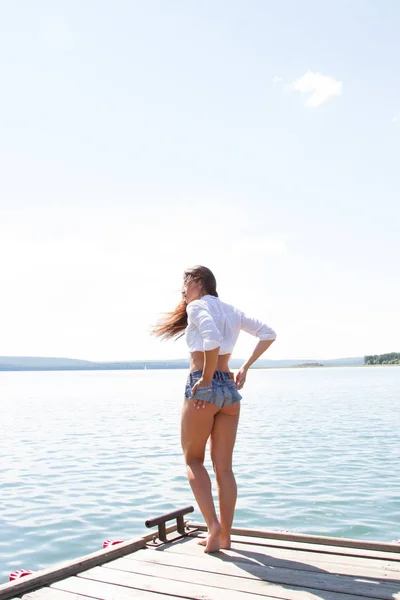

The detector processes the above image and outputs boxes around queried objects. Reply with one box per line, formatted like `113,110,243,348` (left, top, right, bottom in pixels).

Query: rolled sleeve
186,301,221,351
240,312,277,341
203,338,221,351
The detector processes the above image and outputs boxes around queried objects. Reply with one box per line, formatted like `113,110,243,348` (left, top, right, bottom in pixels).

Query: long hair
152,265,218,341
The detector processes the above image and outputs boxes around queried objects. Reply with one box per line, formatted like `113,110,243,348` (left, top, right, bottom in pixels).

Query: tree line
364,353,400,365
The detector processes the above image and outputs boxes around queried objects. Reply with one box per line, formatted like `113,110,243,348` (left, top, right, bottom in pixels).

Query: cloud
291,71,343,108
393,116,399,123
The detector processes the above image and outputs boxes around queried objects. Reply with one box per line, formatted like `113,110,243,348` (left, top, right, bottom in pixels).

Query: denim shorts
185,370,242,408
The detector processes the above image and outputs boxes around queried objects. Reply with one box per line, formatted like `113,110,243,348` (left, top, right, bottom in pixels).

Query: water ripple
1,367,400,582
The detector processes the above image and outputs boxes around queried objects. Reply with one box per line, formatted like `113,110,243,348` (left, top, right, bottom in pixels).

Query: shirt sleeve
186,300,221,351
240,311,277,341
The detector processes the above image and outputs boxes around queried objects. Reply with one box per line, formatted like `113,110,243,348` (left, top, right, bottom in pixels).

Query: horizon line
0,355,367,362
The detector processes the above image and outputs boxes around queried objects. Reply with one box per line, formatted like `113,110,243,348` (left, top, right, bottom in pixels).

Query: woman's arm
243,339,275,370
192,347,220,395
186,300,221,391
236,310,277,389
202,347,220,383
186,301,221,351
236,339,275,389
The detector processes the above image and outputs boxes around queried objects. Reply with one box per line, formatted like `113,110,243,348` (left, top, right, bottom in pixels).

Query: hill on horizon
0,356,95,368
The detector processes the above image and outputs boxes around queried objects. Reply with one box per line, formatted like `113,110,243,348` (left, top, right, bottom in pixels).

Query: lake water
0,366,399,583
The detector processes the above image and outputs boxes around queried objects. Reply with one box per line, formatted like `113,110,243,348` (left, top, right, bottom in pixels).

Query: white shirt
185,294,276,354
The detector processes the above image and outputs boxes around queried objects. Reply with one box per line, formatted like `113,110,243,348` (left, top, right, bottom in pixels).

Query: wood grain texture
131,543,400,580
185,527,400,562
0,521,187,600
188,522,400,555
52,575,181,599
0,537,146,600
22,589,90,600
56,569,280,600
4,522,400,600
101,554,400,600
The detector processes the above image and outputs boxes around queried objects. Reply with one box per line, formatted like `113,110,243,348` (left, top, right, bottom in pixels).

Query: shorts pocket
192,385,214,402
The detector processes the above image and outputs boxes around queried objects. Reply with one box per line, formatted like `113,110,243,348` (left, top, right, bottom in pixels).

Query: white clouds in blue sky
291,72,343,108
0,1,399,362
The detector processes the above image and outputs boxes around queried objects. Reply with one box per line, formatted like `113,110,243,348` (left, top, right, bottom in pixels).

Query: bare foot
220,536,231,550
198,523,221,553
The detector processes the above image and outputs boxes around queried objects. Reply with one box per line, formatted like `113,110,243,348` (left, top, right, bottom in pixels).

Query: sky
1,0,399,362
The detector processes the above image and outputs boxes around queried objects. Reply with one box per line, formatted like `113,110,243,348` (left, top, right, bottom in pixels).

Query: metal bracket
145,506,194,543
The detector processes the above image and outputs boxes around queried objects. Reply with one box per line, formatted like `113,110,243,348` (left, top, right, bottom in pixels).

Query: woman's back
185,294,276,355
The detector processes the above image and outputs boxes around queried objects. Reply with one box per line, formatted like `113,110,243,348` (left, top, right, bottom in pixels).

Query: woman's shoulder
188,295,217,308
186,298,208,314
186,295,223,316
216,298,243,316
187,295,241,315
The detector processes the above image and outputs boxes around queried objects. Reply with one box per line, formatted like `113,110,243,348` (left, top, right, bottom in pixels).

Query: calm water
0,366,399,583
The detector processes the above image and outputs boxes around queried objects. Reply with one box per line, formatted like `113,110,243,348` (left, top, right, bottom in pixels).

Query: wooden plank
51,576,181,599
164,532,400,569
130,544,400,581
185,527,400,562
102,555,400,600
0,537,145,600
0,521,185,600
225,532,400,562
168,541,400,579
22,589,90,599
223,533,400,563
189,522,400,555
159,534,400,575
75,563,379,600
56,569,281,600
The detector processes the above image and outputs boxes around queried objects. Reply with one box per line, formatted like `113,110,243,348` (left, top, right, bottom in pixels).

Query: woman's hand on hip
191,377,212,410
191,377,212,395
235,367,248,390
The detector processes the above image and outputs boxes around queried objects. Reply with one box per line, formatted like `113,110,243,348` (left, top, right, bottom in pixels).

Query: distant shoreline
0,365,398,373
1,355,397,372
256,364,399,369
3,364,399,373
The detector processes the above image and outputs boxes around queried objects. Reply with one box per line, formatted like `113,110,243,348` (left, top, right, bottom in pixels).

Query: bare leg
210,402,240,549
181,399,221,553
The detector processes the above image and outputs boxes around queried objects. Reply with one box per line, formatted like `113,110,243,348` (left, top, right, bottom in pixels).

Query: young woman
153,266,276,552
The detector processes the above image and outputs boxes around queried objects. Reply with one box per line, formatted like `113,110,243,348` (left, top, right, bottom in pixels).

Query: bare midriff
189,351,232,374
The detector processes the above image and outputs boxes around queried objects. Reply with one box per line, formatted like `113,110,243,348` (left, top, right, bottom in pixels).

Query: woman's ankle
220,527,231,540
207,520,221,533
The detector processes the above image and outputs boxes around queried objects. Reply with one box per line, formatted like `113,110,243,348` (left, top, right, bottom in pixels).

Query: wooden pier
1,506,400,600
